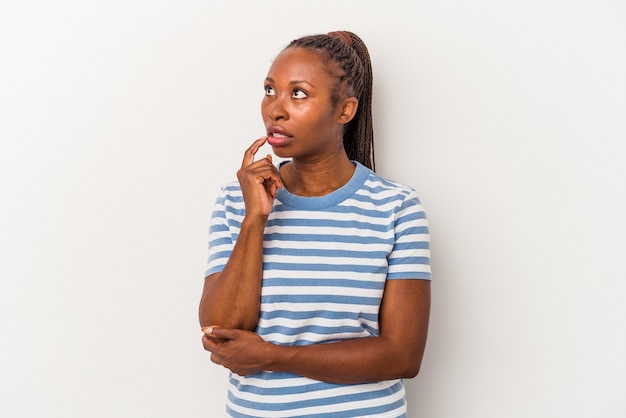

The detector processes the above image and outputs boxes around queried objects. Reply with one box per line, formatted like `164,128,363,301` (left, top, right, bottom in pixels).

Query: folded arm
203,279,430,384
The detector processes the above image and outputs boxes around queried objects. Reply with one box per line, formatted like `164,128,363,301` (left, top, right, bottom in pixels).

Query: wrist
239,216,269,235
241,214,269,228
264,342,279,372
264,342,294,374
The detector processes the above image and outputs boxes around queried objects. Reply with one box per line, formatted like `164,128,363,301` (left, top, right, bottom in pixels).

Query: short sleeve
386,189,431,280
204,183,243,278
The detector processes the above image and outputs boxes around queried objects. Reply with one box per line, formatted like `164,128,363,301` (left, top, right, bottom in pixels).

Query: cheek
294,101,327,121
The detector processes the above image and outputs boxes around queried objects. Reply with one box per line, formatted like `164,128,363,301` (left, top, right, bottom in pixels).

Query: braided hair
286,31,375,171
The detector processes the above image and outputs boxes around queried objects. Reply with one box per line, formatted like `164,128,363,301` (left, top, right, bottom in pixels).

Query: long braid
286,32,375,171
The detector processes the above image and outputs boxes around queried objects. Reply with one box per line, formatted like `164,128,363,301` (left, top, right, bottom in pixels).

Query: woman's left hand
202,326,270,376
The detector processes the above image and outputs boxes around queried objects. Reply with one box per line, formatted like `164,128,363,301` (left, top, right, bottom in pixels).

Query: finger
244,161,283,191
202,326,230,345
246,154,274,170
206,326,239,341
210,353,223,366
258,154,283,189
202,333,228,348
268,180,279,198
202,334,219,351
241,136,268,169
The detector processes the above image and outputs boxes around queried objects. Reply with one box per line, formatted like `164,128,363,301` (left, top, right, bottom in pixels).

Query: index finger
205,326,238,341
241,136,269,169
202,333,228,348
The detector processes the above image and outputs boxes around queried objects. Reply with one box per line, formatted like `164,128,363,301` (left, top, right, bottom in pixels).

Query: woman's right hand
236,137,283,219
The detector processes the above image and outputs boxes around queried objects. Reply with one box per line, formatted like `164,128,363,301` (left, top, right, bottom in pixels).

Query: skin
199,47,431,384
263,47,359,196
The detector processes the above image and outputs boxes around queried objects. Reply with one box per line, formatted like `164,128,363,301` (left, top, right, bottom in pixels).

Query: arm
203,278,431,384
198,217,266,331
199,137,282,331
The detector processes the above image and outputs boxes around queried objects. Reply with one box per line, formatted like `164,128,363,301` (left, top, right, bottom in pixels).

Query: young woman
199,31,431,417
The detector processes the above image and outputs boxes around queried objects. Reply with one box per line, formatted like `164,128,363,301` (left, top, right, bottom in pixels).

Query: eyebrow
265,77,316,88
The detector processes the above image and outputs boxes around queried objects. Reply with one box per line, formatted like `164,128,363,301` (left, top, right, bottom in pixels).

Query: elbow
394,353,423,379
395,338,427,379
398,359,421,379
199,300,257,330
402,362,421,379
383,337,426,380
198,296,213,327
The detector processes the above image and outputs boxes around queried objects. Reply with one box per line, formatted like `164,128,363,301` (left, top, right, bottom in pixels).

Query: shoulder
220,180,242,194
360,166,422,205
216,181,243,200
212,181,245,213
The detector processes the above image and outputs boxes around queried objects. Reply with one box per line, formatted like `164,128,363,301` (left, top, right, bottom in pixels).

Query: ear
336,97,358,124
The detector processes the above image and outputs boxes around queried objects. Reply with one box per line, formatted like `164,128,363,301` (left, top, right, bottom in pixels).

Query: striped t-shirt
205,161,431,417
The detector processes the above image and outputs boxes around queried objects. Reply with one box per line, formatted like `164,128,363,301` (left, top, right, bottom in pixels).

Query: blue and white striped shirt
206,161,431,417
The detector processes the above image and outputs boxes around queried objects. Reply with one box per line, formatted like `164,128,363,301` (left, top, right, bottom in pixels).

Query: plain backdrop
1,1,625,417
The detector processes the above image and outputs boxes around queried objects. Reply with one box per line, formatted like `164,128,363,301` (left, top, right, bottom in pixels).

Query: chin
271,147,293,160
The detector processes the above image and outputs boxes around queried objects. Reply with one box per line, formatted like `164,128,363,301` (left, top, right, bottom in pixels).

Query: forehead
266,47,332,84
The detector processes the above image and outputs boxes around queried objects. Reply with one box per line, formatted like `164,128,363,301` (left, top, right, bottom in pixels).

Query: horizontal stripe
263,239,392,251
263,254,388,267
259,309,378,322
263,262,387,274
206,162,429,416
258,302,380,315
228,375,401,406
256,322,379,339
261,269,387,281
269,208,402,223
260,286,383,299
256,325,378,340
257,316,378,330
261,278,385,290
263,247,389,263
264,229,394,242
260,294,381,306
227,378,405,417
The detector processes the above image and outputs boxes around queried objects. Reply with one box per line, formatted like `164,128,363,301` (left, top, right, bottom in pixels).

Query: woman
199,31,431,417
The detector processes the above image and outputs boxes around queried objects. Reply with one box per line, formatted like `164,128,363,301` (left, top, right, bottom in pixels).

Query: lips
267,126,294,147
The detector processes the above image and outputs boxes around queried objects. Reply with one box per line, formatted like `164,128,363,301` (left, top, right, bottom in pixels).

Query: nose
266,96,288,121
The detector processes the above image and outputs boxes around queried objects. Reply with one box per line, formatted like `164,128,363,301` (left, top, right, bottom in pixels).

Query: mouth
266,127,294,147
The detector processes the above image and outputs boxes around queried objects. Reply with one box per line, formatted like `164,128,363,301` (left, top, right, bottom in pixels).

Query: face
261,47,355,161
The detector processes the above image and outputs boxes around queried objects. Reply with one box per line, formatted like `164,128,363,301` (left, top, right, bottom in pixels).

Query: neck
281,154,356,197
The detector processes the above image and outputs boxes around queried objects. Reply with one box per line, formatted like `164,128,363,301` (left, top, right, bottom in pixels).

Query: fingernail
202,326,213,334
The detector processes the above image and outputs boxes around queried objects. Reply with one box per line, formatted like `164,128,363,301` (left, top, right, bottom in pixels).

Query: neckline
275,161,369,210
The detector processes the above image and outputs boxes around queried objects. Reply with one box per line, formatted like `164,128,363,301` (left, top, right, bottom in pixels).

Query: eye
292,88,308,99
264,85,275,96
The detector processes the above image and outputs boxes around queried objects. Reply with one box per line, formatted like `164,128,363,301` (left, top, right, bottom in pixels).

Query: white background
1,1,625,417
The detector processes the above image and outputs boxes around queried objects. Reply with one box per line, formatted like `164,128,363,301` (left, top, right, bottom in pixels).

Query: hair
285,31,375,171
